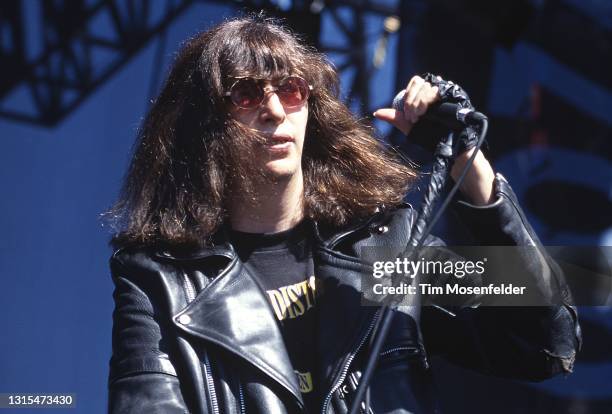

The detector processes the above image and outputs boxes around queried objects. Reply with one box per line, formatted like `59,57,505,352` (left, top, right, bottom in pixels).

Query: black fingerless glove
407,73,482,156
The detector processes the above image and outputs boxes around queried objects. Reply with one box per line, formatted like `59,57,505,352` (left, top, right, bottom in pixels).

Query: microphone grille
392,90,406,113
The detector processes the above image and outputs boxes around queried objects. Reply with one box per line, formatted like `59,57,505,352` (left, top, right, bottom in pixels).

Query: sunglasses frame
224,75,313,110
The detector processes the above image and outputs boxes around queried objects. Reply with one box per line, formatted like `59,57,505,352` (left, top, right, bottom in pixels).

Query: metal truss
318,1,399,115
0,0,195,126
0,0,404,127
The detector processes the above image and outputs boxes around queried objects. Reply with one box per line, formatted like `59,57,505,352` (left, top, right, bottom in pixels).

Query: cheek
229,103,262,125
292,106,309,135
298,108,309,150
230,110,256,126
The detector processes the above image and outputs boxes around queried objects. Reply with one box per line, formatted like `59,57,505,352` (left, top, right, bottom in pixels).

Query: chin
263,159,300,179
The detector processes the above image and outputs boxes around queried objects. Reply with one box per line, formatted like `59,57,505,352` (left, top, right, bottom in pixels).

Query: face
228,77,309,180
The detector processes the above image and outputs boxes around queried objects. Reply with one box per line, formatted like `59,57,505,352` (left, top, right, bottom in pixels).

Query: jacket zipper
182,271,197,303
321,215,383,414
181,272,220,414
379,346,417,357
320,309,381,414
238,380,246,414
203,352,220,414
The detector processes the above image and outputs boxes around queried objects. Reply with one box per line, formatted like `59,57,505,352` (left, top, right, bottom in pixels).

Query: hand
375,74,497,205
372,75,439,135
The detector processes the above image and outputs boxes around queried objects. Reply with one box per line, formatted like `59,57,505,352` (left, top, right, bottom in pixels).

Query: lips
268,134,294,144
261,134,294,153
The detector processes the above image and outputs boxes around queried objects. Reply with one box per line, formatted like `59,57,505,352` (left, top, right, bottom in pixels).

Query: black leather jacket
108,173,581,414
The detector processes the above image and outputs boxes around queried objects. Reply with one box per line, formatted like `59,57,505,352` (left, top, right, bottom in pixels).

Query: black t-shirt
230,221,319,412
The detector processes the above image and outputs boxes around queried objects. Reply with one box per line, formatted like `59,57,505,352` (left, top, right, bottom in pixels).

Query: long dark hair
106,15,417,248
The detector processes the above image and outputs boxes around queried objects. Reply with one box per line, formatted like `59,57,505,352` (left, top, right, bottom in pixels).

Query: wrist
451,149,495,205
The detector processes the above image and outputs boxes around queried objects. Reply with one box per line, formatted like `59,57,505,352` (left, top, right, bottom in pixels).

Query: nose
258,90,286,125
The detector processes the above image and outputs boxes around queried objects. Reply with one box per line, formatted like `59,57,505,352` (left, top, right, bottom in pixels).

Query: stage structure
0,0,411,127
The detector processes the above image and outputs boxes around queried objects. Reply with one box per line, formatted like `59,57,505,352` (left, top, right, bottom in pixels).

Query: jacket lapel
172,254,304,407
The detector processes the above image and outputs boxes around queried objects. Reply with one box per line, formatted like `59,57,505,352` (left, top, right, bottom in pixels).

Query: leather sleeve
421,173,582,381
108,256,189,413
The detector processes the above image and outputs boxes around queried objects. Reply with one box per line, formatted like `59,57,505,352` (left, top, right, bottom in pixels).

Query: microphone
392,90,487,129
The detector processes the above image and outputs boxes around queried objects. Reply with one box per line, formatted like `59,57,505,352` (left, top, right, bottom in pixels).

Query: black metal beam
317,1,413,116
0,0,401,127
0,0,195,126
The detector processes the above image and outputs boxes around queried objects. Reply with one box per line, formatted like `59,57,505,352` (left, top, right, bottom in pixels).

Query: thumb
373,108,412,135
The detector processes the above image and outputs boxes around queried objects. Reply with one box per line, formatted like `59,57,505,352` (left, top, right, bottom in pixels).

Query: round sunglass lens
231,79,263,108
278,77,309,107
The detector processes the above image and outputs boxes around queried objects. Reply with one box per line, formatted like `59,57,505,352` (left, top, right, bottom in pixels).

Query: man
107,16,580,413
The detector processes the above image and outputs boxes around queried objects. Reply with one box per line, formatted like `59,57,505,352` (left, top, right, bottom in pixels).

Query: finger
405,76,425,107
402,77,416,122
373,108,411,135
414,83,437,117
406,78,427,122
414,98,428,117
428,85,440,102
405,75,418,92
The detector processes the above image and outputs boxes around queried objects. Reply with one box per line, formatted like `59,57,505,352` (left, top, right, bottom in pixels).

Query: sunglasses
224,76,312,110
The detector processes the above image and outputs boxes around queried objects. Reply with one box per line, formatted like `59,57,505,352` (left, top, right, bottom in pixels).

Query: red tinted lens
230,78,264,108
277,76,309,107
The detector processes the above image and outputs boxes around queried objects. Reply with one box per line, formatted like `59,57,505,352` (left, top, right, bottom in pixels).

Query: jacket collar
152,213,383,261
173,255,305,408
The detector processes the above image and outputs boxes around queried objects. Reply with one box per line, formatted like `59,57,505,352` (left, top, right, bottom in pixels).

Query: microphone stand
348,116,488,414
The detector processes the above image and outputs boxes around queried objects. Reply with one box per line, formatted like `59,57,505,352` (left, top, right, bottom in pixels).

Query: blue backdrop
0,1,610,413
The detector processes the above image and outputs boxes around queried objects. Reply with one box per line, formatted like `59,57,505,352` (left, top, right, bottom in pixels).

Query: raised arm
375,74,581,380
